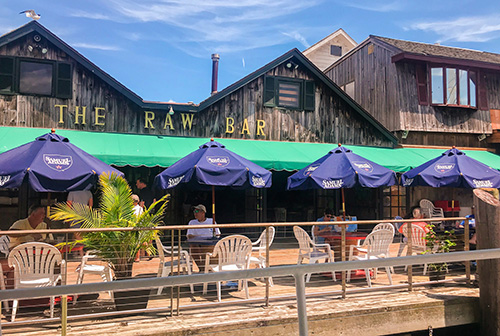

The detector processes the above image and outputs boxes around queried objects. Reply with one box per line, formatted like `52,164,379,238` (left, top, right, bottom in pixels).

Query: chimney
211,53,220,95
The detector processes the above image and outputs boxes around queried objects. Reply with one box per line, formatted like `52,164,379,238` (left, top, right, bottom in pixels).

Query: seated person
314,208,336,244
398,207,430,234
187,204,220,272
9,204,53,249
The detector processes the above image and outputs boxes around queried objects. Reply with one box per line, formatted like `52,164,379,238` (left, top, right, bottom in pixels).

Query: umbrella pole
341,188,346,221
212,186,216,236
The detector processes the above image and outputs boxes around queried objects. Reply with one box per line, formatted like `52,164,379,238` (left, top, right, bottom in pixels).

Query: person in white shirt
132,194,144,216
187,204,220,272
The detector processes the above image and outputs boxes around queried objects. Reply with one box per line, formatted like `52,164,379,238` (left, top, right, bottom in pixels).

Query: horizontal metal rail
0,217,466,235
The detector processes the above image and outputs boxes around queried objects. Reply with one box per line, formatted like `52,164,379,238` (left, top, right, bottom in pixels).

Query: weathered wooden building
326,35,500,149
0,21,400,227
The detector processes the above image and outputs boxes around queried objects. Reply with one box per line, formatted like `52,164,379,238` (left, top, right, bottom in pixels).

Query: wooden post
474,189,500,336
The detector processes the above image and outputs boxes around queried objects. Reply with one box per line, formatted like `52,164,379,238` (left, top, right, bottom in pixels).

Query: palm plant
50,172,169,279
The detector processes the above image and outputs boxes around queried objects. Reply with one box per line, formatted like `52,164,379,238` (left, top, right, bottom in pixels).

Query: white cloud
282,31,309,49
77,0,320,56
72,42,122,51
70,11,113,21
338,0,404,12
408,15,500,43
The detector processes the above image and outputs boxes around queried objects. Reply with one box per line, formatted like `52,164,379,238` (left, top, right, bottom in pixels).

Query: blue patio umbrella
401,147,500,189
0,130,123,192
287,144,397,217
154,139,272,222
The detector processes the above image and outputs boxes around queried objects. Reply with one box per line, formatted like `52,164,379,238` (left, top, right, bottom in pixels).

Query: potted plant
50,172,170,310
425,224,456,283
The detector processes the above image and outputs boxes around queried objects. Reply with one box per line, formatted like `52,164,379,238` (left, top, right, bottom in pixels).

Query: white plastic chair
249,227,275,286
155,238,194,295
293,226,335,283
347,229,394,287
74,250,114,303
0,235,10,313
371,223,396,272
419,199,444,224
401,224,432,274
8,242,65,321
202,235,252,302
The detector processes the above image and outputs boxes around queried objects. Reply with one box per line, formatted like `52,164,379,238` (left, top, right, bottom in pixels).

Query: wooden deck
1,243,478,335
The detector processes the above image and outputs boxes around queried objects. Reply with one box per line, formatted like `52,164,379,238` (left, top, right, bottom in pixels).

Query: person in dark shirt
136,178,154,209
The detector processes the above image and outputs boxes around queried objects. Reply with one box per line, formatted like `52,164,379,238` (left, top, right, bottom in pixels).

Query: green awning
1,126,500,172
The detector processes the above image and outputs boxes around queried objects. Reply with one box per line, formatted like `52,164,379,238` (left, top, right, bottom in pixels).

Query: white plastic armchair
419,199,444,224
0,235,10,312
202,235,252,302
74,250,114,303
348,229,394,287
401,224,432,274
249,227,275,286
155,238,194,295
293,226,335,283
8,242,65,321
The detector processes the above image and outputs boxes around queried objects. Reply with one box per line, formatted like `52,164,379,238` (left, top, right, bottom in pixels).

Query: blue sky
2,0,500,104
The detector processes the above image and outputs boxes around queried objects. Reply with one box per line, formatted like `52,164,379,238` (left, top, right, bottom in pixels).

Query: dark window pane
58,63,71,79
431,67,444,104
446,68,457,104
330,45,342,56
278,82,300,108
19,61,53,95
469,71,477,107
0,75,13,91
0,58,14,75
57,79,71,97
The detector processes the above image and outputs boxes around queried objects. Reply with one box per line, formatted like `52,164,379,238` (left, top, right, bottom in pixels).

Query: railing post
341,224,346,299
265,225,270,307
464,218,471,285
407,222,413,292
170,229,175,317
61,295,67,336
177,228,181,316
294,273,308,336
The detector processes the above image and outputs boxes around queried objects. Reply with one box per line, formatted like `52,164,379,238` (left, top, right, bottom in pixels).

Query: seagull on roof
19,10,41,20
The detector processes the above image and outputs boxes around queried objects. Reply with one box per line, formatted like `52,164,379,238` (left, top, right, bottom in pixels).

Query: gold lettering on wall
241,118,250,135
75,106,86,125
163,114,175,130
181,113,194,131
55,104,67,124
144,111,155,129
256,119,266,136
94,107,105,126
225,117,234,134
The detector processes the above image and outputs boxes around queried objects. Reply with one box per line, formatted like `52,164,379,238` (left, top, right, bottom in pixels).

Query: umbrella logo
473,179,493,188
304,164,320,176
402,178,414,187
206,156,230,167
251,176,266,187
322,179,343,189
353,162,373,172
167,175,185,188
434,163,455,174
43,154,73,171
0,175,10,187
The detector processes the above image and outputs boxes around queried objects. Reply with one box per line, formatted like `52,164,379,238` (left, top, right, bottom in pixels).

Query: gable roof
303,28,357,55
0,21,195,112
198,48,397,144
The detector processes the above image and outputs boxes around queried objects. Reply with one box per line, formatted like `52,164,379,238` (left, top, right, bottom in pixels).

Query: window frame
429,64,477,109
263,75,315,111
0,56,72,99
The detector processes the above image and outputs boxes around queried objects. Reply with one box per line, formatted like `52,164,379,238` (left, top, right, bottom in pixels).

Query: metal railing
0,217,475,335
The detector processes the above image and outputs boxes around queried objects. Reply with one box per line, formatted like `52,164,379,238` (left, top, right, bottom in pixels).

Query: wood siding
195,63,393,147
327,39,497,147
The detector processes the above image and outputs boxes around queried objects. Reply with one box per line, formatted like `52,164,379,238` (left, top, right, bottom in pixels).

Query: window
0,56,72,98
382,185,407,220
19,61,53,95
263,76,315,111
430,66,477,107
330,45,342,56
